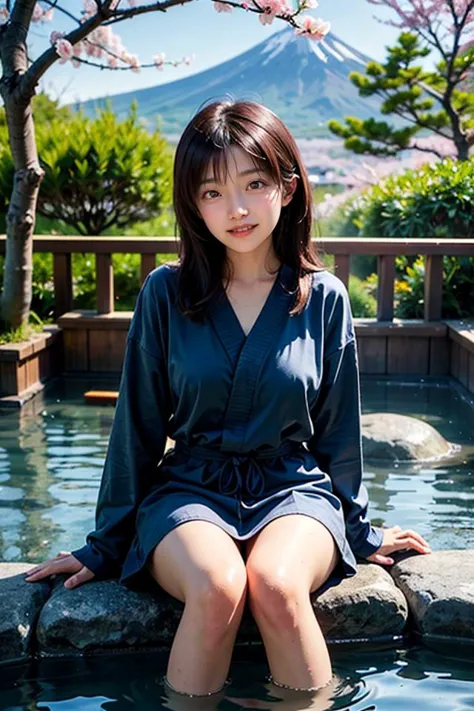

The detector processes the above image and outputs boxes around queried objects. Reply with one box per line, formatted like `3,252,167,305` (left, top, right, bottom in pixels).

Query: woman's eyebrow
199,168,263,187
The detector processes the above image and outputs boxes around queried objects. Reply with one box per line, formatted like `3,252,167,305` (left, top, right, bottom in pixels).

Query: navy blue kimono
72,262,383,589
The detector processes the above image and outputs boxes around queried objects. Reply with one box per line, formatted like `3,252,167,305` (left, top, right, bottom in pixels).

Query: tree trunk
0,100,43,329
0,10,44,331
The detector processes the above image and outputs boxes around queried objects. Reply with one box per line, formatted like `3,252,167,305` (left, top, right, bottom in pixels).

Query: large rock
361,413,453,462
37,576,261,654
391,550,474,641
313,563,408,641
36,565,407,655
37,578,184,653
0,563,50,663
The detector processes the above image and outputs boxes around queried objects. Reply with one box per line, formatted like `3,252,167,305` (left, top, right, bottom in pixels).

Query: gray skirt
120,440,358,594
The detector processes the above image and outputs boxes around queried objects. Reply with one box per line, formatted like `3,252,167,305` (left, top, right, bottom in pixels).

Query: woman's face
195,145,295,258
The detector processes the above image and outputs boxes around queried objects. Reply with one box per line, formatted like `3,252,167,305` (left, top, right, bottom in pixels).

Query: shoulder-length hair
172,99,326,322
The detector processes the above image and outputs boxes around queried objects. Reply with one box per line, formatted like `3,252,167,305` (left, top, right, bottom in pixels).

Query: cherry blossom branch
2,0,330,98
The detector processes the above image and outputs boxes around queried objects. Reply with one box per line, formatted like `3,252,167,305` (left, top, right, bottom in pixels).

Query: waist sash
173,440,303,499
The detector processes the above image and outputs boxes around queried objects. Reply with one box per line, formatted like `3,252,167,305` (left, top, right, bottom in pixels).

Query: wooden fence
1,236,473,321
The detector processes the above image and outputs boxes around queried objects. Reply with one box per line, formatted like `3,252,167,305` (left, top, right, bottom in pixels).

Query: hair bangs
190,120,281,207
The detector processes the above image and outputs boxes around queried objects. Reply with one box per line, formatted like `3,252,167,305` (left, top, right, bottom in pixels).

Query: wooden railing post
52,253,73,318
334,254,350,289
424,255,443,321
377,255,395,321
96,253,114,314
140,253,157,285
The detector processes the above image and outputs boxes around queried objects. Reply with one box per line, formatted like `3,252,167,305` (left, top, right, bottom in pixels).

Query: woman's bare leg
147,521,248,696
244,515,339,691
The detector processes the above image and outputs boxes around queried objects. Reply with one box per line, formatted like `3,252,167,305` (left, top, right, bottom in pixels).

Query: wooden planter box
57,311,131,373
447,320,474,394
0,326,63,408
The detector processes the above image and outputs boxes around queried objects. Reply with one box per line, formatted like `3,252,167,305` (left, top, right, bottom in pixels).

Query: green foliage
0,94,74,217
394,256,425,318
341,157,474,238
0,102,174,235
332,158,474,318
348,275,377,318
328,32,474,161
0,309,46,345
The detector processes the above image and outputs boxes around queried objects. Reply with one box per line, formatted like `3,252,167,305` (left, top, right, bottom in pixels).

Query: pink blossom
259,13,276,24
241,1,249,8
55,38,74,62
82,0,97,17
71,59,81,69
108,56,118,68
153,52,166,69
299,0,318,8
294,15,331,40
129,55,141,72
214,1,232,12
42,8,54,21
109,0,120,9
128,0,137,6
49,30,64,44
72,41,84,57
32,3,44,22
0,6,9,25
262,0,286,13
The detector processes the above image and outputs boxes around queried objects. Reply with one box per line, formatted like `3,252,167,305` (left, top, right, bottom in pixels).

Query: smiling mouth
227,224,258,236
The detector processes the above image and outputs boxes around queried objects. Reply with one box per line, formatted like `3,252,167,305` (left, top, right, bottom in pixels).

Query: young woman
25,100,430,699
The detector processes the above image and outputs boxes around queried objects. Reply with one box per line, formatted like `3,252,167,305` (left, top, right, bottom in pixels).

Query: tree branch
40,0,82,26
103,0,301,28
18,13,106,98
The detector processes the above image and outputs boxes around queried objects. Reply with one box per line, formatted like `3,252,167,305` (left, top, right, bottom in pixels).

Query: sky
31,0,402,106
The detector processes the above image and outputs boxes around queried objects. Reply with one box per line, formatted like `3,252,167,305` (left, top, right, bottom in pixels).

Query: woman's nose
228,202,249,220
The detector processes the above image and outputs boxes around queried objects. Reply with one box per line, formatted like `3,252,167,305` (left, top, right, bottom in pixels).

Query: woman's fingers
394,528,430,549
24,554,82,581
63,567,95,589
368,553,394,566
392,535,431,553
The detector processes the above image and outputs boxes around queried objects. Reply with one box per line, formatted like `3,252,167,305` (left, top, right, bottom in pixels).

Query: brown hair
172,99,325,322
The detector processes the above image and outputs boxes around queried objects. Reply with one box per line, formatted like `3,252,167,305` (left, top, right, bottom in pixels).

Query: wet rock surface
314,563,408,640
0,563,49,663
361,413,453,461
1,550,473,662
37,577,183,653
391,550,474,640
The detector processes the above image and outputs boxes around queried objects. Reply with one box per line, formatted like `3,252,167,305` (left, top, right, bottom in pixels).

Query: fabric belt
173,440,303,499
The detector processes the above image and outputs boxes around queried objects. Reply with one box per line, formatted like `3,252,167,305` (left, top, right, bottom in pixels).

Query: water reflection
0,377,473,563
0,377,118,563
1,646,474,711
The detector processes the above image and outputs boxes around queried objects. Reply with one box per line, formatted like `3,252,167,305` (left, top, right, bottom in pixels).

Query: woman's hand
366,525,431,566
24,551,95,589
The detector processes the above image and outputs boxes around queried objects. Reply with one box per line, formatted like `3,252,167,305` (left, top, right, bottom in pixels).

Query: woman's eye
249,180,266,189
203,189,220,199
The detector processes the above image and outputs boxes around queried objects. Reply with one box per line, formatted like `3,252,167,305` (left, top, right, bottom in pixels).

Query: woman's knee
188,565,248,630
147,521,248,613
246,562,306,628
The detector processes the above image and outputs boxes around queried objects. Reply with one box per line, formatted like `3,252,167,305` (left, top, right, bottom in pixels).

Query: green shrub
331,158,474,317
348,274,377,318
346,157,473,238
0,103,173,235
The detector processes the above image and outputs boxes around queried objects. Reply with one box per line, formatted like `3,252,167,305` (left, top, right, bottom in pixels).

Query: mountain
75,27,384,139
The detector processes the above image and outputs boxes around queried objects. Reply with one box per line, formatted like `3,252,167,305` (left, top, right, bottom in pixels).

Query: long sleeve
71,270,172,578
306,280,383,559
